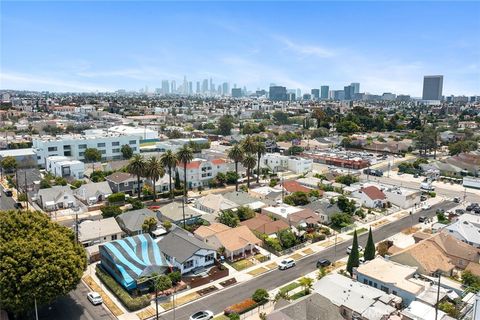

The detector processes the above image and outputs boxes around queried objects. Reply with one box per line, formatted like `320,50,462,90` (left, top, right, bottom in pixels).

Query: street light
434,270,442,320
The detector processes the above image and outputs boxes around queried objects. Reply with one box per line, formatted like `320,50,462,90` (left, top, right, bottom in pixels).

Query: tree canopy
0,210,87,316
121,144,134,159
84,148,102,163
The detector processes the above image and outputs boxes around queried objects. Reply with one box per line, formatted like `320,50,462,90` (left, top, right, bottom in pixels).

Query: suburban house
382,186,422,209
222,191,270,210
302,199,341,225
194,223,262,260
267,293,344,320
99,234,170,291
176,158,228,189
36,185,77,211
0,148,37,169
352,185,387,208
45,156,85,179
158,227,216,274
78,217,124,247
156,201,208,225
261,205,320,227
297,177,323,189
278,180,312,194
116,208,160,236
145,173,170,193
195,194,238,215
105,172,144,195
248,186,283,202
73,181,113,205
443,214,480,248
240,214,290,236
312,274,399,320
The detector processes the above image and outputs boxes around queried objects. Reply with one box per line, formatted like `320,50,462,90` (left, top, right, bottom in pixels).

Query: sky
1,1,479,96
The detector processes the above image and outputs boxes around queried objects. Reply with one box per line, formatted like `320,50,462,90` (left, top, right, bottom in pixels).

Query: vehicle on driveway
316,258,331,268
14,202,23,209
87,292,103,305
278,258,296,270
189,310,214,320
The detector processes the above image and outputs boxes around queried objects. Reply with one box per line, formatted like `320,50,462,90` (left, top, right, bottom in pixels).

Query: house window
97,143,106,148
129,140,136,144
112,142,120,146
373,283,378,288
112,234,117,240
48,147,57,152
112,148,120,153
183,260,194,270
79,152,85,157
79,144,87,149
123,182,129,187
380,285,389,294
205,254,214,262
364,279,368,284
392,290,397,295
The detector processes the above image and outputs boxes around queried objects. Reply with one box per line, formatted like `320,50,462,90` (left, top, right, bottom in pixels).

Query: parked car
186,198,196,204
14,202,23,209
456,209,465,215
4,189,13,197
436,208,445,214
420,195,428,202
474,208,480,214
87,292,103,305
422,203,431,211
189,310,214,320
346,245,363,255
316,258,331,268
418,216,427,223
466,205,474,211
454,197,461,203
278,258,296,270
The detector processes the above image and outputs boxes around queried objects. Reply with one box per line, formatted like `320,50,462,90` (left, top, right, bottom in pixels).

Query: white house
260,153,312,174
158,227,216,274
443,214,480,248
36,186,77,211
46,156,85,179
176,158,228,189
352,185,387,208
78,217,124,247
74,181,113,205
383,186,421,209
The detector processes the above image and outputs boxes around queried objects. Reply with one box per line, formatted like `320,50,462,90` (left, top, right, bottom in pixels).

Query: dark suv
316,258,331,268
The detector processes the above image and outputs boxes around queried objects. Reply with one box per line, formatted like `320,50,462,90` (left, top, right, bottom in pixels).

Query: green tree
346,230,360,276
0,156,17,174
283,191,310,206
272,111,289,125
242,154,257,189
298,276,313,294
278,229,297,249
160,150,177,199
236,206,255,221
167,271,181,285
337,196,356,214
0,210,87,316
364,227,375,261
254,140,266,183
335,174,359,186
216,210,240,227
142,217,158,234
241,135,258,154
162,220,172,231
154,275,172,294
127,154,146,199
176,145,194,228
39,179,52,189
174,170,181,190
252,288,269,303
84,148,102,163
121,144,134,159
145,156,165,202
448,140,478,156
331,212,352,229
228,144,244,191
101,205,122,218
217,115,234,136
287,145,304,156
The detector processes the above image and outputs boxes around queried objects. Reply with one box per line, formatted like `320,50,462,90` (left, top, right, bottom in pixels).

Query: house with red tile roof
278,180,312,194
176,157,228,189
353,185,387,208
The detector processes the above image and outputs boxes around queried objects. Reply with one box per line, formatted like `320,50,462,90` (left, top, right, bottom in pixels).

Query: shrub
101,205,122,218
224,298,257,315
95,266,150,311
252,288,269,303
108,192,126,204
228,314,240,320
168,271,181,285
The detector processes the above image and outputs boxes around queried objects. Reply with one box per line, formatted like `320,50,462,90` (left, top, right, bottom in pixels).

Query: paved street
0,184,16,210
157,201,457,320
37,282,115,320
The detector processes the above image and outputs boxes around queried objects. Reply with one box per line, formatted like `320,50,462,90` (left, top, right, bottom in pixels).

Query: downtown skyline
1,1,479,96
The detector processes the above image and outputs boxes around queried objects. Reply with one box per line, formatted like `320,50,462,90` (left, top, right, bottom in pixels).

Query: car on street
186,198,196,204
467,205,474,211
456,209,465,215
474,208,480,214
346,245,363,255
4,189,13,197
454,197,461,203
87,292,103,305
436,208,445,214
420,195,428,202
14,202,23,209
278,258,296,270
189,310,214,320
316,258,331,268
422,203,431,211
418,216,427,223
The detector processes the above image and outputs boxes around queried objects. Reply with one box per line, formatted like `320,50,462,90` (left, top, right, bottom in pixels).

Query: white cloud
276,36,335,58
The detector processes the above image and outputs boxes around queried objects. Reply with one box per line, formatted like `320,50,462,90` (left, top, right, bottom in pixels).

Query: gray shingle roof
116,208,158,234
302,200,341,217
74,181,112,199
158,227,214,263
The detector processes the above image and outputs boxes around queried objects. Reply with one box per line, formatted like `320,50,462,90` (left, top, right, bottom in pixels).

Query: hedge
224,298,267,315
95,265,151,311
108,192,126,204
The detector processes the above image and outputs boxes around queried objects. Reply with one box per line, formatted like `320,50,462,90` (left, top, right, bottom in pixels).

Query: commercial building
0,148,37,168
320,85,329,99
45,156,85,179
311,89,320,100
32,131,140,166
231,88,242,98
422,75,443,101
260,153,313,174
269,86,288,101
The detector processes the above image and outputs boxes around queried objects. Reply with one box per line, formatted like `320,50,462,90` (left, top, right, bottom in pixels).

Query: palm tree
127,154,146,199
228,144,244,191
176,145,194,228
241,135,257,154
146,156,165,202
254,140,266,184
160,150,177,199
242,154,257,189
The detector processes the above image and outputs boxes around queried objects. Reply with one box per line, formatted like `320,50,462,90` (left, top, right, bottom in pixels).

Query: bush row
95,266,151,311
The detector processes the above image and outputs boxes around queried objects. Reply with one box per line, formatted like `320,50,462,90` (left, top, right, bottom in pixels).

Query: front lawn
348,227,367,236
279,282,301,294
229,259,254,271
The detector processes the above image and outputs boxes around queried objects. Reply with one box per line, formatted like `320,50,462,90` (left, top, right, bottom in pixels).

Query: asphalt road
157,201,457,320
0,184,16,210
37,282,115,320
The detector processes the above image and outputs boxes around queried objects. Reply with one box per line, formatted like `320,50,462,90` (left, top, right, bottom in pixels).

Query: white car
346,245,364,255
189,310,214,320
278,258,296,270
87,292,103,305
422,203,432,211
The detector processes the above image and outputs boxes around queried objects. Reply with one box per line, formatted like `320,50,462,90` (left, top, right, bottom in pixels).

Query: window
380,285,389,294
79,144,87,149
63,145,71,150
364,279,368,284
205,254,214,262
373,283,378,288
48,147,57,152
129,140,136,144
132,147,137,151
112,142,120,146
112,148,120,153
79,152,85,157
183,260,194,270
392,290,397,295
97,143,106,148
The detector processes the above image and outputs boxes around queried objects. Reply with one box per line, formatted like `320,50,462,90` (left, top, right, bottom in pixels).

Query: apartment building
46,156,85,179
176,158,228,189
32,131,140,167
261,153,312,174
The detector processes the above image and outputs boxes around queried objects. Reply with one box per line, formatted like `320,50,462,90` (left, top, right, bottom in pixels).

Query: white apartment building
176,158,228,189
46,156,85,179
261,153,312,174
32,131,140,167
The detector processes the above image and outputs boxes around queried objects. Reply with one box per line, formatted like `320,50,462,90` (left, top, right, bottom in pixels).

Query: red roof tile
282,180,311,193
211,159,226,165
361,186,386,200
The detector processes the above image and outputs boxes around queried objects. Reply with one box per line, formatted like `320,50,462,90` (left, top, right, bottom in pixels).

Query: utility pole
75,211,79,243
24,171,29,210
435,271,441,320
34,296,39,320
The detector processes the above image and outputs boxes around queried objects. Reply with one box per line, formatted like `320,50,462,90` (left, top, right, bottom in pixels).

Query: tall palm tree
146,156,165,202
241,135,257,154
160,150,177,199
176,145,193,228
242,154,257,189
228,144,244,191
127,154,146,199
254,140,266,184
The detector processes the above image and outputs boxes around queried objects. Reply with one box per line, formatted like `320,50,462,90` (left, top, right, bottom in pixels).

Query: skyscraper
188,81,193,95
320,86,329,99
231,88,242,98
222,82,229,96
183,76,188,95
351,83,360,95
171,80,176,94
196,81,200,94
422,75,443,100
311,89,320,100
161,80,169,95
209,78,213,93
344,85,353,100
269,86,288,101
202,79,208,94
